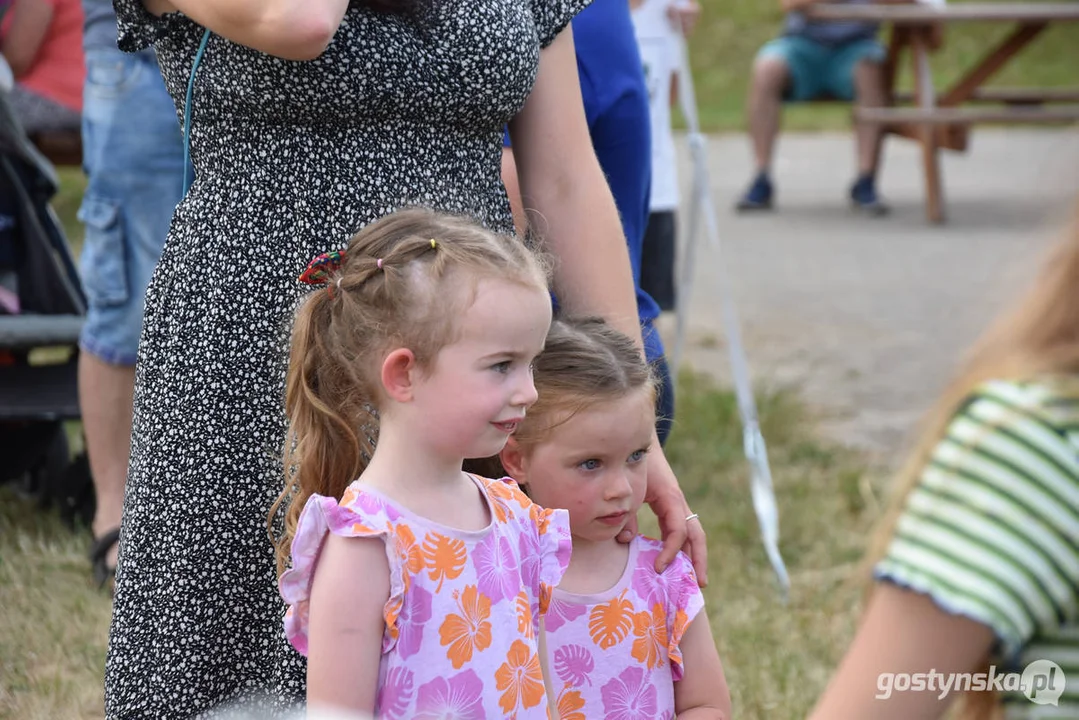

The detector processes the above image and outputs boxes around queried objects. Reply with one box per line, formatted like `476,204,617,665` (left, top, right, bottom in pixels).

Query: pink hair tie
376,258,384,270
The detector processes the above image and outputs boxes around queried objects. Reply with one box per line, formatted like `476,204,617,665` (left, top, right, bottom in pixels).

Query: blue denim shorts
759,35,886,102
78,48,187,366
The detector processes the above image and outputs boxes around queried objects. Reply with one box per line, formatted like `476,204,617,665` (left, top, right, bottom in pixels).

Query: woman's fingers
644,448,708,585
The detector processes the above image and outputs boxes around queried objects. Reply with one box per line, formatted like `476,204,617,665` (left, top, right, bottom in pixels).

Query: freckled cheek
534,479,581,513
555,491,590,519
569,500,597,528
578,489,606,516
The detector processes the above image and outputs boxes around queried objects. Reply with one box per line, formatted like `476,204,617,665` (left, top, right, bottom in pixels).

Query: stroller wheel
29,422,69,506
61,450,95,528
0,420,64,498
1,421,95,528
32,427,95,528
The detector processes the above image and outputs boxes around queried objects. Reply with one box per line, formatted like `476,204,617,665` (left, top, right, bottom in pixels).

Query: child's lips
492,418,523,433
597,511,629,526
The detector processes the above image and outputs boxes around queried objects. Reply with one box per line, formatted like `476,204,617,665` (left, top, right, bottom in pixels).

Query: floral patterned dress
280,474,572,718
544,536,704,720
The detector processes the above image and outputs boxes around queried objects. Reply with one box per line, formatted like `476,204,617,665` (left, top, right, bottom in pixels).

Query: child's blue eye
629,449,647,463
579,459,601,471
492,361,511,374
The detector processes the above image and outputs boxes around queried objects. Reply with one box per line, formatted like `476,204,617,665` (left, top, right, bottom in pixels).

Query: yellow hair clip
430,239,437,250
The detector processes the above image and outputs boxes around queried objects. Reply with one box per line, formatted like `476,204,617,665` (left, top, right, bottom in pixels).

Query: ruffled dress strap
664,550,705,681
279,484,408,657
531,502,572,613
482,476,572,619
113,0,190,51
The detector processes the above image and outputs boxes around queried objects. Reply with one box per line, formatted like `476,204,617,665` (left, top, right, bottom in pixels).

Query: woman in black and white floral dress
105,0,706,716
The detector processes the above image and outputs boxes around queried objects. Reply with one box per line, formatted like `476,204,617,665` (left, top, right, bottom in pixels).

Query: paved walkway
665,128,1079,466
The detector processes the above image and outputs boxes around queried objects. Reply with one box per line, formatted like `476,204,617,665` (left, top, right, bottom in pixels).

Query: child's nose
605,470,633,500
513,371,539,408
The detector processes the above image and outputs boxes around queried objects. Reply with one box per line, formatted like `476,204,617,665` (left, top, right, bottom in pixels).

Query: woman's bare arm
809,583,996,719
507,29,638,339
1,0,54,77
140,0,348,60
506,28,707,583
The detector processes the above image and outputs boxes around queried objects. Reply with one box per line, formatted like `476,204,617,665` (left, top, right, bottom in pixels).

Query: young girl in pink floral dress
499,317,732,719
272,208,571,718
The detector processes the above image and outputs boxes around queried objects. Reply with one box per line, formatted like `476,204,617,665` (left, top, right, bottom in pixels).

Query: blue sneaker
850,174,889,216
736,173,774,211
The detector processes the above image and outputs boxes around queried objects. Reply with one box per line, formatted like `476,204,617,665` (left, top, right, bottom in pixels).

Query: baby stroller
0,82,94,528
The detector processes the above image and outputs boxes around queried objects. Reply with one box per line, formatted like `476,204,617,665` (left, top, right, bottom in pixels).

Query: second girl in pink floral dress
500,317,732,719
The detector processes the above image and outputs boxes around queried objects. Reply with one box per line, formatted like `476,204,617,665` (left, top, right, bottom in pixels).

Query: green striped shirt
875,379,1079,719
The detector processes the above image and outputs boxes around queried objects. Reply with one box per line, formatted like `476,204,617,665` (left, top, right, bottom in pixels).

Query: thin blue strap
182,29,212,195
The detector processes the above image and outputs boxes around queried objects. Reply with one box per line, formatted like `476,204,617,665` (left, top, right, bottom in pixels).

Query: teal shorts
758,35,885,102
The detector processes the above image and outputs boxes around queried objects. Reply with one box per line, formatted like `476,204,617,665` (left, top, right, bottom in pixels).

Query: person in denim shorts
78,0,186,588
736,0,889,215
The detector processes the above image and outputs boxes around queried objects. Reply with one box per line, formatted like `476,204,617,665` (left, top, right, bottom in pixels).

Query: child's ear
381,348,417,402
499,436,528,483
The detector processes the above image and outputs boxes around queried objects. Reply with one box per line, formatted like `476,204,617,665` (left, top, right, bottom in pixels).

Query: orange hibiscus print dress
279,474,571,718
544,536,704,720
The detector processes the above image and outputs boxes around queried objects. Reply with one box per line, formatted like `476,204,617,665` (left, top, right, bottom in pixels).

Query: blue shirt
508,0,663,363
573,0,663,362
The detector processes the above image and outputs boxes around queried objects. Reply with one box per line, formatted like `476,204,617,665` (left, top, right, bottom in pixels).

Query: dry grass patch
0,489,111,720
658,371,886,717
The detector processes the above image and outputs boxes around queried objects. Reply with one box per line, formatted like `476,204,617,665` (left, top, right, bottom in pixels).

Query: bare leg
746,55,791,174
853,59,886,176
79,351,135,568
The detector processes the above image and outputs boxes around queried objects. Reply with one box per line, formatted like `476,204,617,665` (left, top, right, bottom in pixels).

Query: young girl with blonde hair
272,208,571,718
810,205,1079,719
498,316,732,719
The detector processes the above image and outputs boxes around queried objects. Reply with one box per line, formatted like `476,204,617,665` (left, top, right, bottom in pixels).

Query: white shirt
632,0,682,212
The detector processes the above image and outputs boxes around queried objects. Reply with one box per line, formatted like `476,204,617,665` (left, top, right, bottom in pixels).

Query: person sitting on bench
736,0,893,215
0,0,84,135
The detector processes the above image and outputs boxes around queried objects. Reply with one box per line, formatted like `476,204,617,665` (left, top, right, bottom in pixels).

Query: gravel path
666,128,1079,466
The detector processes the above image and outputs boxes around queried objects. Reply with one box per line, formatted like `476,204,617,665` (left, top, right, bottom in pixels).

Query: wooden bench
805,2,1079,223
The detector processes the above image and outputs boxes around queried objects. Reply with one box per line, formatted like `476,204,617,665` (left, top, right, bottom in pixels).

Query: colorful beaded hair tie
298,249,346,286
299,249,346,298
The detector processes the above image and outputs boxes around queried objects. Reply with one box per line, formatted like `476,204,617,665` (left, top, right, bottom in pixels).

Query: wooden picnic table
804,2,1079,223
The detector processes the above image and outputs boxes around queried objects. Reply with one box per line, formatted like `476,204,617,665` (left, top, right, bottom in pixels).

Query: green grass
689,0,1079,130
661,372,881,717
0,370,882,719
52,168,85,249
0,488,111,720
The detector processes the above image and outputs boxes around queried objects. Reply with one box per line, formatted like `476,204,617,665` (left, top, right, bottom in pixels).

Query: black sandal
89,527,121,590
